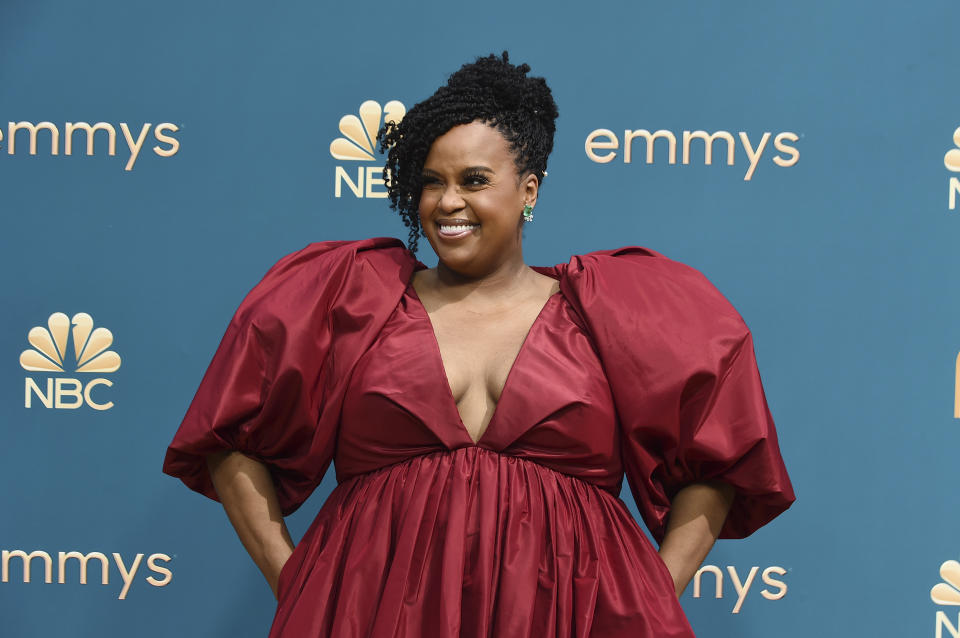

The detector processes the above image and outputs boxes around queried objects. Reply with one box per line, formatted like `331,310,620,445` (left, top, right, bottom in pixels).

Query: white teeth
438,223,478,234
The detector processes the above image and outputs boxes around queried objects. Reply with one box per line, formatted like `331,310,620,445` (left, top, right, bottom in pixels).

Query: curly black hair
377,51,559,253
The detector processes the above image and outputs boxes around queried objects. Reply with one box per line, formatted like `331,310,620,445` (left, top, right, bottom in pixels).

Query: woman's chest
428,298,546,404
334,287,625,493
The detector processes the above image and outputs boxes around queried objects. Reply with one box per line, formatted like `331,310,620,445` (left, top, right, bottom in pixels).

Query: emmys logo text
584,127,799,181
1,549,172,600
329,100,406,198
1,121,180,170
690,564,788,614
20,312,121,410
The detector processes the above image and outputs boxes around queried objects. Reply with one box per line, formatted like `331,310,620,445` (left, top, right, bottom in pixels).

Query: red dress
163,237,794,638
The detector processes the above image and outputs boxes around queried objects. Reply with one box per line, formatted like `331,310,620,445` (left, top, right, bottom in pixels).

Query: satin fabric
163,237,795,637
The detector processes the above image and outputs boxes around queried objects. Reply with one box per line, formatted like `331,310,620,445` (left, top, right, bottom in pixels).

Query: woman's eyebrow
421,166,495,176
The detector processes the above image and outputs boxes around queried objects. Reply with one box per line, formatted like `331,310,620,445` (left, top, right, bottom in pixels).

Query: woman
164,52,794,637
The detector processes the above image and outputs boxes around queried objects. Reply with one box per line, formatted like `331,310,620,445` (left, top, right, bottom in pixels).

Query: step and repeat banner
2,1,959,636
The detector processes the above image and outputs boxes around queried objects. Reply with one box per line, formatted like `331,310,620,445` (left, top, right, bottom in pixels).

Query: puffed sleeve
162,237,414,515
558,247,795,544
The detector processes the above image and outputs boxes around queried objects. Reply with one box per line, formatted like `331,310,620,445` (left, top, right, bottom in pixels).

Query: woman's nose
439,185,465,212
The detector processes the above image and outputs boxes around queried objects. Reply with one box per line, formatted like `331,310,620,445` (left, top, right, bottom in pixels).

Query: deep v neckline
406,276,562,447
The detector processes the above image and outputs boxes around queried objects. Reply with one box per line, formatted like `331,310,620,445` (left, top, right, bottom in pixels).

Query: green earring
522,204,534,222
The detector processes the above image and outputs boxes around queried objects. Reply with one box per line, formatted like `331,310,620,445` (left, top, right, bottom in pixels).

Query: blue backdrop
2,1,959,636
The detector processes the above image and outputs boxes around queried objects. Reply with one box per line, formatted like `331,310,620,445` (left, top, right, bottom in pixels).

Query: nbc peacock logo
946,127,960,211
954,351,960,419
329,99,405,199
931,560,960,637
20,312,121,411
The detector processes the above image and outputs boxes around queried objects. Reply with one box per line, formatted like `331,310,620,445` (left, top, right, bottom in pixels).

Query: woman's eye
464,174,489,186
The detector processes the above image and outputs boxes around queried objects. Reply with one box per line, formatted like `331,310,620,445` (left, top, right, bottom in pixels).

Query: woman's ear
523,172,540,208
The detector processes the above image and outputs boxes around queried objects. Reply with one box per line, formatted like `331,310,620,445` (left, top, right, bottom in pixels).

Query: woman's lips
437,222,479,239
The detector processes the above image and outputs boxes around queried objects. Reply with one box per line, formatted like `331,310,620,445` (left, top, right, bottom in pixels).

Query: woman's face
418,121,538,278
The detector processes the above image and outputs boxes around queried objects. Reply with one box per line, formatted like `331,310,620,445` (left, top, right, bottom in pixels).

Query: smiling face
418,121,538,279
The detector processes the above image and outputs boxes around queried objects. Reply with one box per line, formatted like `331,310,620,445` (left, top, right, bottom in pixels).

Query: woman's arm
207,451,295,599
657,481,736,597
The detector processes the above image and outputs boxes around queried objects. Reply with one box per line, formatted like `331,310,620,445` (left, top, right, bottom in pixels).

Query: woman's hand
657,481,735,597
207,451,296,600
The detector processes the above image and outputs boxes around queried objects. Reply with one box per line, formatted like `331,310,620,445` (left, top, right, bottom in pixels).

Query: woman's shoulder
233,237,416,326
566,245,709,283
266,236,413,278
548,245,748,331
